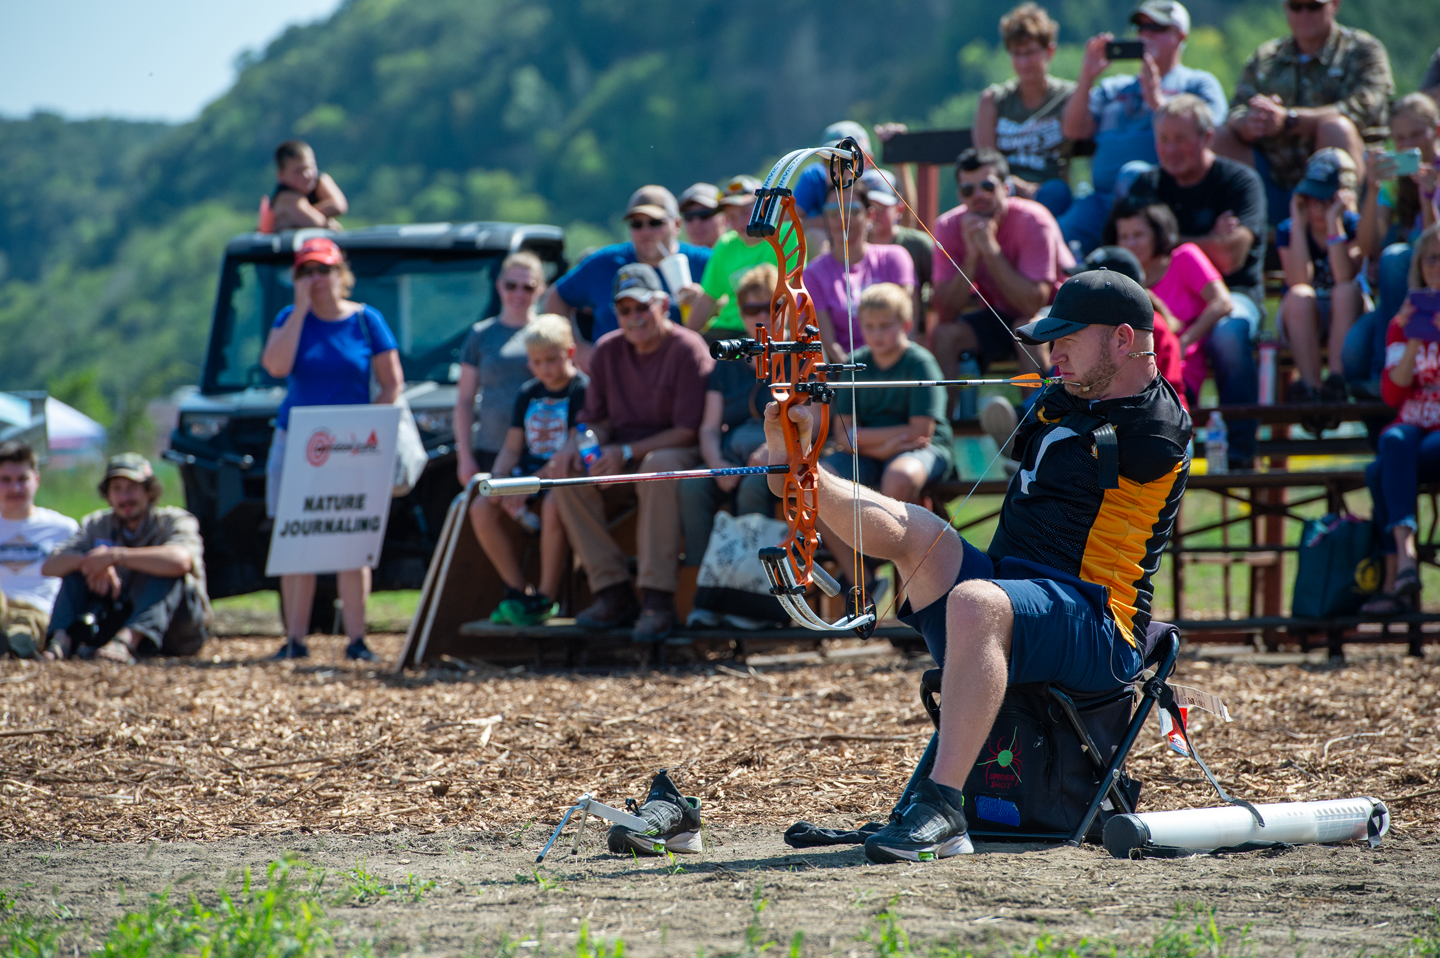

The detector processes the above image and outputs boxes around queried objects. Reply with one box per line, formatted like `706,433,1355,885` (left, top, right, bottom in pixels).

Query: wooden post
915,163,940,230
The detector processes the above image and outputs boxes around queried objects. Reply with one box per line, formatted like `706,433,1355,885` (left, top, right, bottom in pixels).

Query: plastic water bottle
576,423,603,471
1205,411,1229,475
956,351,981,421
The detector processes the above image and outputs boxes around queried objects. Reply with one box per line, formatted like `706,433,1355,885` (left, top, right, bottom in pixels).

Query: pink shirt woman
809,243,916,355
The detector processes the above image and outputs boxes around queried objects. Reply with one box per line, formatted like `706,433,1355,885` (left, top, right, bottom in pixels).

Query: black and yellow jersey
988,375,1191,648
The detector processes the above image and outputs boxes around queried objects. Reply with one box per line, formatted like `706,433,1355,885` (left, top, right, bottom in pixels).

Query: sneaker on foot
345,637,378,662
863,778,973,864
510,593,558,627
606,770,703,856
269,638,310,661
490,587,529,625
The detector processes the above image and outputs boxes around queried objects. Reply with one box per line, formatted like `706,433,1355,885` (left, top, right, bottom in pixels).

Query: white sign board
265,404,400,577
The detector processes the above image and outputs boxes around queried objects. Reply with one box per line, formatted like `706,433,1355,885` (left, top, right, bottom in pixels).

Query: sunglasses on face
958,179,1001,198
1135,21,1170,33
739,302,771,317
295,263,335,278
682,209,718,222
823,201,867,215
627,218,667,230
1286,1,1327,11
503,280,540,292
614,300,651,317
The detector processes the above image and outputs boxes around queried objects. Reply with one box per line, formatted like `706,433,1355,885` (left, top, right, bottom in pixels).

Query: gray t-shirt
986,75,1076,185
459,318,533,454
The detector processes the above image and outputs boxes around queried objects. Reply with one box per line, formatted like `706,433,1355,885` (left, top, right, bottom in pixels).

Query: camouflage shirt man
1229,22,1392,189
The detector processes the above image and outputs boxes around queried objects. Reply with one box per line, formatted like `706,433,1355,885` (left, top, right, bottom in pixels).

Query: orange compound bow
709,138,878,637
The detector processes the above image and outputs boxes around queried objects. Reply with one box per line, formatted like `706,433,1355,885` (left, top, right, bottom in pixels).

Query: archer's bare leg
930,580,1014,790
763,402,963,612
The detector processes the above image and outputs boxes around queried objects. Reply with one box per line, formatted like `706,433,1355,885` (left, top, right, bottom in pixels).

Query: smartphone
1106,40,1146,60
1405,289,1440,343
1383,148,1422,177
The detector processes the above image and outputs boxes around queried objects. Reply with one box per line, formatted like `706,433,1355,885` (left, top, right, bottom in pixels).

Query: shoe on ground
345,637,378,662
574,584,640,630
633,590,676,643
606,770,703,856
686,607,721,628
863,778,973,864
979,395,1020,460
270,638,310,661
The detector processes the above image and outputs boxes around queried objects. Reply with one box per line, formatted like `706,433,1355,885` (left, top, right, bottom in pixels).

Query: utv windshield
206,251,509,392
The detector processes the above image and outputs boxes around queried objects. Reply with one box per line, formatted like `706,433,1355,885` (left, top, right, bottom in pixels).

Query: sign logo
977,727,1023,791
306,430,335,467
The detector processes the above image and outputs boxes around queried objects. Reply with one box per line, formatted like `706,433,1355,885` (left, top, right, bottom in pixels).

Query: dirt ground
2,634,1438,954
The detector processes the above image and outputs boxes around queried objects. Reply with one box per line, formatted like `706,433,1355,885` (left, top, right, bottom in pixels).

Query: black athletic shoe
345,637,379,662
605,770,703,856
863,778,973,864
269,638,310,661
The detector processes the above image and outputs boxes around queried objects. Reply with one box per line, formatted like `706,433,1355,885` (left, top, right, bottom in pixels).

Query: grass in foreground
3,864,1437,958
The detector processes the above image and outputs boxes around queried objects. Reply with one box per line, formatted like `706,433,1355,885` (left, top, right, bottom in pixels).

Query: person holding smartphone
1361,224,1440,615
1346,94,1440,395
1057,0,1227,256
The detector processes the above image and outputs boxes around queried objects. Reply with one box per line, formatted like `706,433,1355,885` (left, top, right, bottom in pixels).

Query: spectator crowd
7,0,1438,657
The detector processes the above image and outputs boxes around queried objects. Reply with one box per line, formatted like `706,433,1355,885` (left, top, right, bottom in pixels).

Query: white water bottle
1205,411,1229,475
576,423,603,471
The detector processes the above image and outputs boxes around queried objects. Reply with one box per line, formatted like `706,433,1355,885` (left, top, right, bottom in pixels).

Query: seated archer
760,269,1190,864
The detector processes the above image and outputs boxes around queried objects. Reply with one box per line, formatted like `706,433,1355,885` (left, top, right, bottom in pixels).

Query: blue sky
0,0,345,122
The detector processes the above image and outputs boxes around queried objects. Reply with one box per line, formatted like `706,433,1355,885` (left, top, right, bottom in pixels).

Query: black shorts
957,309,1022,370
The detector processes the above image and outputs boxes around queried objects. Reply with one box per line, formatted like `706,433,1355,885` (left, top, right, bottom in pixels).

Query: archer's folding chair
900,620,1247,845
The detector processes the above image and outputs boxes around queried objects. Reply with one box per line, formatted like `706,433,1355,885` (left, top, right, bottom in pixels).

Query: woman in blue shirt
260,237,403,662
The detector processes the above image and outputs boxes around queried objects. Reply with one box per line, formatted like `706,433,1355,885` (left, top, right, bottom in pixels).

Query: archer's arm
763,402,961,611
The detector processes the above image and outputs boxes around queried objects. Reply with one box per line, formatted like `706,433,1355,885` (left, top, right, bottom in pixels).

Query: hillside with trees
0,0,1433,443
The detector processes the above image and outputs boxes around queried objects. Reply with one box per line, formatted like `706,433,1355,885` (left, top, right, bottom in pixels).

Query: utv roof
223,222,565,257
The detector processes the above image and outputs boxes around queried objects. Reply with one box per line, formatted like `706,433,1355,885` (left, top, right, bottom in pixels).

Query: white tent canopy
45,397,107,452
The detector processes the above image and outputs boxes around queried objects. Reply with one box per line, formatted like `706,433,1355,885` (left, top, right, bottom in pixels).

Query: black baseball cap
1065,245,1146,285
1016,269,1153,344
613,262,666,303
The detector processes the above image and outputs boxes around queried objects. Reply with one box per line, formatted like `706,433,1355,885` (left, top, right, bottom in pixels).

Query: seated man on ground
266,140,348,231
1058,0,1227,255
760,269,1189,863
545,186,711,344
0,440,78,659
973,3,1077,218
551,264,712,642
1277,148,1364,406
930,147,1074,402
469,315,589,627
1215,0,1391,224
41,455,210,664
822,283,952,600
679,264,778,616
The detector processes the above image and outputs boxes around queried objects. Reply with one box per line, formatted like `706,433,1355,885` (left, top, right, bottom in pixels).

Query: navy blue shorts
899,541,1142,694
